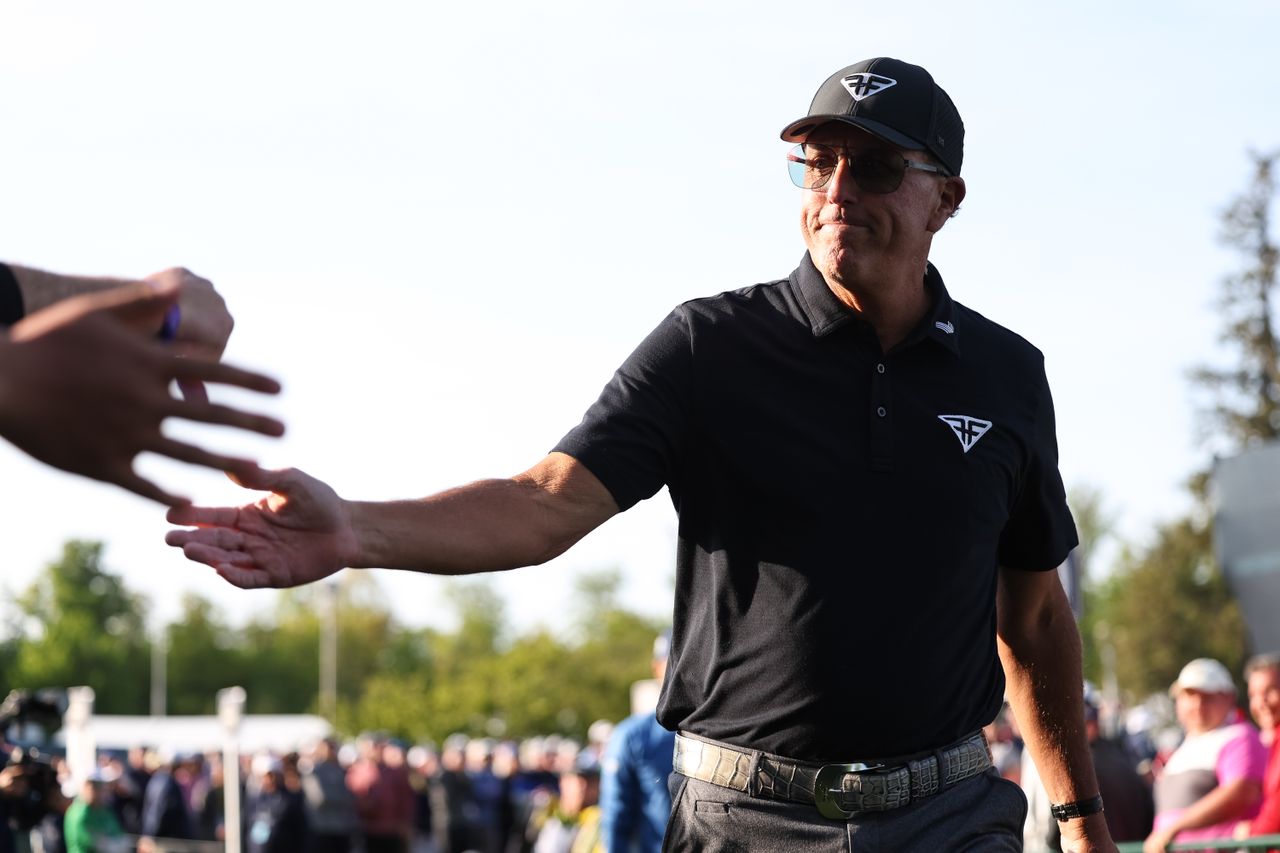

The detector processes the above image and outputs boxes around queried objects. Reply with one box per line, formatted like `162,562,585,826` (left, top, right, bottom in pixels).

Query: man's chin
817,249,868,284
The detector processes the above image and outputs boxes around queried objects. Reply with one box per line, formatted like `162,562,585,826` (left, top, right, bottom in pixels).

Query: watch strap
1050,794,1104,821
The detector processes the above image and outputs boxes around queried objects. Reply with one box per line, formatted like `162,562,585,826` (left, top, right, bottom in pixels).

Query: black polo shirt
554,253,1077,761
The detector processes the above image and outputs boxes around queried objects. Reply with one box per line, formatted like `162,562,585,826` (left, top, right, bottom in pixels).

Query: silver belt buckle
813,762,885,820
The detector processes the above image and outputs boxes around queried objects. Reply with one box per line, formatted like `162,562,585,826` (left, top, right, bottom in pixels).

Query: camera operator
0,745,71,853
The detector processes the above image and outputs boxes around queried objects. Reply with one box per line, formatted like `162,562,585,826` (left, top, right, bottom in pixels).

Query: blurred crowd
988,653,1280,851
0,728,622,853
2,650,1279,852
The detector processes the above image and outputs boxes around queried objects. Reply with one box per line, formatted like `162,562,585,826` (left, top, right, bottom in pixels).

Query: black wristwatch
1050,795,1104,821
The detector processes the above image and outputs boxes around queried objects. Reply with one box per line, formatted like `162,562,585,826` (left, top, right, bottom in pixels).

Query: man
139,752,195,850
598,633,676,853
1145,657,1266,852
167,57,1113,851
63,769,127,853
301,737,359,853
347,732,415,853
0,261,283,506
429,735,477,853
529,758,602,853
246,757,309,853
1238,653,1280,842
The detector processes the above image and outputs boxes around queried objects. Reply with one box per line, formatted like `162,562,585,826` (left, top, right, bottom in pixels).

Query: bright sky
1,0,1276,637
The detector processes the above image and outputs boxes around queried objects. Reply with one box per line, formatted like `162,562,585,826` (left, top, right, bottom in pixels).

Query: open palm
166,466,358,589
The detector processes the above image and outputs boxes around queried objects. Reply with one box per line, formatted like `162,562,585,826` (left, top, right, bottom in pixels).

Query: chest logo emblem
938,415,992,454
935,321,955,334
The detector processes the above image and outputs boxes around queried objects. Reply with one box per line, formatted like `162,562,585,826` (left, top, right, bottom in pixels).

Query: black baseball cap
780,57,964,177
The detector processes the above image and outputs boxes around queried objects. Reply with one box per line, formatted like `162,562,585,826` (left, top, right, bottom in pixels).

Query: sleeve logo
938,415,993,453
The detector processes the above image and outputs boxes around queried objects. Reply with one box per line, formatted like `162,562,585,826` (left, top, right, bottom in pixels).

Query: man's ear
928,176,967,233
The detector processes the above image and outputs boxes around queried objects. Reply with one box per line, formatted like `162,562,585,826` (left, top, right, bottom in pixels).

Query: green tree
165,593,248,714
1089,152,1277,701
339,572,668,743
1089,516,1248,700
8,541,150,713
239,573,396,714
1191,149,1280,447
1069,485,1116,687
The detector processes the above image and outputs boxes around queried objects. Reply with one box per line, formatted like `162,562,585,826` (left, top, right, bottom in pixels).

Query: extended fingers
168,537,270,591
164,398,285,437
169,358,281,395
213,561,271,590
167,526,250,555
167,504,242,528
114,470,190,508
176,378,209,404
151,436,265,474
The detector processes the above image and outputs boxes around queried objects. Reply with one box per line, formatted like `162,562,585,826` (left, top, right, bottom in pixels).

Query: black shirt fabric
0,262,23,327
554,253,1077,761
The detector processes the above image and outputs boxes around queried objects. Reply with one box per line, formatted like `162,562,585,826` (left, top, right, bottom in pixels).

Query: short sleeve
553,308,694,512
997,360,1079,570
1218,725,1268,785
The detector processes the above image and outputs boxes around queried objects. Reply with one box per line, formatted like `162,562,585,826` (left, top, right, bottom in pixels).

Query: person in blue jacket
599,632,675,853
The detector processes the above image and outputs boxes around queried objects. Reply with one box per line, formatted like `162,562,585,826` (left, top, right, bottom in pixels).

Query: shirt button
877,363,886,374
877,406,887,418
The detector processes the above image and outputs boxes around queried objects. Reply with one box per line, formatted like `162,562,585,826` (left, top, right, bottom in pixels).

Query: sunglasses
786,143,949,194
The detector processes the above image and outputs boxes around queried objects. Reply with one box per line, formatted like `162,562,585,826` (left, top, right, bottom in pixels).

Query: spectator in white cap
64,768,127,853
1144,658,1267,852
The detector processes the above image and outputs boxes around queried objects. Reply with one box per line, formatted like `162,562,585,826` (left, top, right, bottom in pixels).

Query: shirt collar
790,252,961,356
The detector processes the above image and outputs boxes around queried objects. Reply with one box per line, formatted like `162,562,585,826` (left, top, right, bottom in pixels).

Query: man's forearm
348,453,618,574
997,575,1096,802
997,569,1112,850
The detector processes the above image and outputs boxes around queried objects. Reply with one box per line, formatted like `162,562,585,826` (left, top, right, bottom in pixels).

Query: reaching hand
143,267,234,360
144,267,238,403
0,282,284,506
166,465,358,589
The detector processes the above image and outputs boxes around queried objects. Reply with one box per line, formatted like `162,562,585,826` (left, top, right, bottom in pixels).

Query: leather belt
672,730,992,819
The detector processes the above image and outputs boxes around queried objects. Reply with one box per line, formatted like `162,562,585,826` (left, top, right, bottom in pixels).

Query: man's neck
824,267,931,352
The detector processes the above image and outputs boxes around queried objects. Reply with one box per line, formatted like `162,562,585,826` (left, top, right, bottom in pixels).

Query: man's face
1175,688,1236,736
798,122,963,293
1248,666,1280,733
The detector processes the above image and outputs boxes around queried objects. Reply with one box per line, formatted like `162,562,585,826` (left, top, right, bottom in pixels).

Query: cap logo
842,73,897,102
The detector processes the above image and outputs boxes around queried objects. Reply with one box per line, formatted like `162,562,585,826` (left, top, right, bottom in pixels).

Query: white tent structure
56,713,334,756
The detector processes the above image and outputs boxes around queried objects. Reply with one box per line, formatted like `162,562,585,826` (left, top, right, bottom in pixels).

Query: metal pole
218,686,246,853
63,686,96,786
320,580,338,719
151,628,167,717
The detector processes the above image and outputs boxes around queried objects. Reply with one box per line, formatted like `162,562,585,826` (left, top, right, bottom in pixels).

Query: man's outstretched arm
165,451,620,588
997,566,1117,853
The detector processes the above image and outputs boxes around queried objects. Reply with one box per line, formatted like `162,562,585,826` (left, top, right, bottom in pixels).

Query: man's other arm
166,452,620,588
997,566,1117,853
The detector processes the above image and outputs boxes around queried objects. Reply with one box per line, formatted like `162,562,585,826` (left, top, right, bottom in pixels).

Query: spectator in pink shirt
1145,658,1267,853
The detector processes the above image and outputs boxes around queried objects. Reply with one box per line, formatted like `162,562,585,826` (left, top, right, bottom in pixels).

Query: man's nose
824,155,861,204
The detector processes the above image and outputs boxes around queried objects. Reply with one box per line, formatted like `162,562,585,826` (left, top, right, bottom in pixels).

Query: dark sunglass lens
851,154,904,194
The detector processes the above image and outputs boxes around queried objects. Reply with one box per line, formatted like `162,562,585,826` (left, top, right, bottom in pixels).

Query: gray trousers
662,768,1027,852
